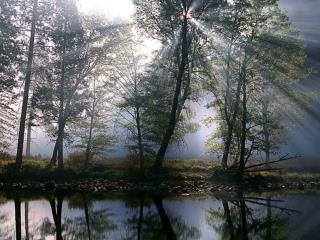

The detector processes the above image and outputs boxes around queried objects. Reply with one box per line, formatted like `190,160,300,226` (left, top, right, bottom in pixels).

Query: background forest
0,0,318,176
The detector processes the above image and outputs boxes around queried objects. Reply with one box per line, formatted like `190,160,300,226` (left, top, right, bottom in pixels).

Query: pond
1,191,319,239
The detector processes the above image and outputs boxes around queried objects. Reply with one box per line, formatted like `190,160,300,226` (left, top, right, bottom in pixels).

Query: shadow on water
0,190,319,239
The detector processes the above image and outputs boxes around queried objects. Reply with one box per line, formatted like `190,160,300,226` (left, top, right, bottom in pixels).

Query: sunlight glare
77,0,135,20
191,18,226,47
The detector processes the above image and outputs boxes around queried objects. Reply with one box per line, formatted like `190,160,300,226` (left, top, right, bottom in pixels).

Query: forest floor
0,158,320,195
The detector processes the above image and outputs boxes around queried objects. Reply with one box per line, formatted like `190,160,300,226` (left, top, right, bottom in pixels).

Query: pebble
0,178,319,194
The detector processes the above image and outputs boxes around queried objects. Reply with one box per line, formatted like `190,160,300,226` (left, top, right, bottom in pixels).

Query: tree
204,0,307,172
15,0,38,168
0,0,23,154
108,41,147,171
134,0,223,170
32,5,127,168
71,78,116,167
142,58,200,155
110,38,199,171
51,0,87,168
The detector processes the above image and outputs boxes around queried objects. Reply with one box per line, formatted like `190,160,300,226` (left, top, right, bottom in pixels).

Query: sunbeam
1,2,320,230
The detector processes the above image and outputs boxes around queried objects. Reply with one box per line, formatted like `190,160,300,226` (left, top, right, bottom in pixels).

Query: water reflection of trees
123,196,201,240
206,194,299,240
0,197,10,239
64,194,117,239
37,193,117,239
38,194,64,240
0,193,302,240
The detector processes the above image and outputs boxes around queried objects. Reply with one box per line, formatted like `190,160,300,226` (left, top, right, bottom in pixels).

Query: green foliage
0,0,22,152
204,0,308,165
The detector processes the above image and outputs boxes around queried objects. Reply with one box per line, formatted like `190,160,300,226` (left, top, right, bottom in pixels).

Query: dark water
1,191,319,240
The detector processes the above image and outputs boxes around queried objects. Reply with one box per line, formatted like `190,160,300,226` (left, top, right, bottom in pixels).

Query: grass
0,157,216,184
0,157,320,185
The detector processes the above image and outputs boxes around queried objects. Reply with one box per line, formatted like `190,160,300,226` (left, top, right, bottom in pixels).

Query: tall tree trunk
221,124,234,169
138,197,144,240
57,21,68,170
85,117,94,167
14,197,21,240
239,69,247,174
26,117,32,158
262,100,270,166
154,10,189,170
221,36,234,169
136,106,144,172
85,80,96,167
57,131,64,169
221,73,243,169
220,10,241,169
25,201,29,240
15,0,38,168
50,139,58,166
153,197,176,240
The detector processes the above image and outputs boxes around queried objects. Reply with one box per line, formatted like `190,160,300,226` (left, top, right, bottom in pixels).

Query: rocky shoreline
1,178,320,194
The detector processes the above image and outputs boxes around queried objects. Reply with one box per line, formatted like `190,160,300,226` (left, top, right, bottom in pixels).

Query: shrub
0,151,14,160
66,151,86,169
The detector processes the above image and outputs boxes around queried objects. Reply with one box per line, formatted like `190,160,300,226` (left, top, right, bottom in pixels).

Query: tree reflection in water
0,192,307,240
122,196,201,240
206,192,299,240
39,193,64,240
64,193,117,239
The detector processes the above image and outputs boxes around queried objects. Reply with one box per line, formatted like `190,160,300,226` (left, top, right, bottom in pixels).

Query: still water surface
0,192,319,239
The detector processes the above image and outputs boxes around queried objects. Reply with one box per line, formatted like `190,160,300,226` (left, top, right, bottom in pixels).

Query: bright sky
77,0,161,56
77,0,135,20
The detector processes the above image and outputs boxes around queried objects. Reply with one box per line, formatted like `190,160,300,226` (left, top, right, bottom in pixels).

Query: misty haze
0,0,320,239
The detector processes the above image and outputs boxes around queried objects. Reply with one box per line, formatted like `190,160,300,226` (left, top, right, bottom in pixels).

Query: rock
298,182,305,190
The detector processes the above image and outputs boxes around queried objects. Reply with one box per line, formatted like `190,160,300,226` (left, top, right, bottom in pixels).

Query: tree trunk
15,0,38,168
57,131,64,169
57,21,68,170
262,100,270,166
221,124,233,169
26,117,32,158
154,11,189,170
220,12,240,169
85,115,94,167
239,69,247,174
50,139,58,166
14,197,21,240
221,72,243,169
85,80,96,167
136,106,144,172
25,201,29,240
153,197,176,240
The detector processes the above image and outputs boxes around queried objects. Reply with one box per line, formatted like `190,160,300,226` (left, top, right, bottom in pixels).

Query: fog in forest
15,0,320,164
